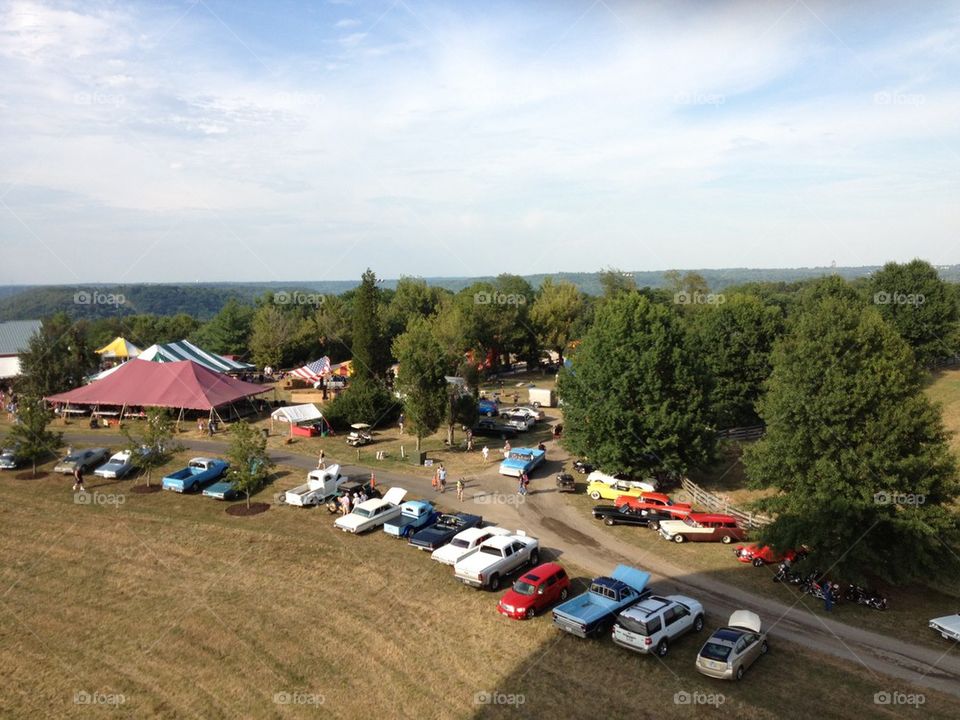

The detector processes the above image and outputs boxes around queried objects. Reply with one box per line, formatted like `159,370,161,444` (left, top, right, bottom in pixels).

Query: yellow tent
96,337,142,359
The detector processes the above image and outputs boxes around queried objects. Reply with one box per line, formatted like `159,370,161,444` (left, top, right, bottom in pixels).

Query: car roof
483,534,520,549
355,497,389,511
519,562,563,582
688,512,738,523
401,500,433,511
620,595,673,620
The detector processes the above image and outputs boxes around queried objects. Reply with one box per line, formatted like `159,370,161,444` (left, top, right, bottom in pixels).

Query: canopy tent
138,339,254,374
46,358,268,411
0,356,21,380
85,363,124,384
329,360,352,377
96,337,141,359
270,403,323,424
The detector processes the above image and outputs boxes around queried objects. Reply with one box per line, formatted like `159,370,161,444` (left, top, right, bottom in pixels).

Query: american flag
291,356,331,383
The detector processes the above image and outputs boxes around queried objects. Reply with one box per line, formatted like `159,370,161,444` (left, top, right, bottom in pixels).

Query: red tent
46,359,268,411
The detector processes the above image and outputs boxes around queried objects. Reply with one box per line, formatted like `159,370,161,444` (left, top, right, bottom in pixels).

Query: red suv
497,562,570,620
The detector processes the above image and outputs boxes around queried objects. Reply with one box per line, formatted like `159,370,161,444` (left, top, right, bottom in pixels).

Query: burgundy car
497,562,570,620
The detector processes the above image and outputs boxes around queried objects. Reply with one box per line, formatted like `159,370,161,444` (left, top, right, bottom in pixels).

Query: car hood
728,610,762,633
499,589,534,608
611,565,650,593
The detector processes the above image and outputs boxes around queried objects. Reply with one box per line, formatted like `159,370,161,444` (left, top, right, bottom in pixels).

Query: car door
664,604,691,638
739,633,761,670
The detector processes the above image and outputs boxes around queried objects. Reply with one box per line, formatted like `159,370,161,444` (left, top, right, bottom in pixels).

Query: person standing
503,440,511,457
481,446,489,463
517,477,526,496
823,579,834,612
72,465,85,493
340,493,351,516
465,429,474,452
318,449,326,469
398,413,405,435
521,472,530,496
456,478,465,502
438,464,447,493
369,472,376,492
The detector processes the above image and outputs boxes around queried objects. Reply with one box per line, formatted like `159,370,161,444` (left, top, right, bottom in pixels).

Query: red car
734,543,808,567
496,562,570,620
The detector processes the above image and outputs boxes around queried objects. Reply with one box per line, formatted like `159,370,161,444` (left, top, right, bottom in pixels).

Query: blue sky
0,0,958,284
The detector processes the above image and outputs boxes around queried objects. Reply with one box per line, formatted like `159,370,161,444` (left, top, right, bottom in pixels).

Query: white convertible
284,464,347,507
431,526,511,565
334,487,408,533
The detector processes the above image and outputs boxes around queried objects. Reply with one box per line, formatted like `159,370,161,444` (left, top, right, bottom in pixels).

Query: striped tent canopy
138,339,254,374
290,357,330,383
96,336,141,359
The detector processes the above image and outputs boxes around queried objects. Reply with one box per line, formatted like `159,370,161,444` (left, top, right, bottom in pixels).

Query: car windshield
509,452,531,461
700,642,732,662
188,462,205,469
512,581,536,596
450,539,470,549
617,614,657,636
683,516,700,528
352,508,372,518
480,546,503,556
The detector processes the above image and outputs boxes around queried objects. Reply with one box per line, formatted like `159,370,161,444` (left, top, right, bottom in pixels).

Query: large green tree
393,318,449,452
249,300,299,369
17,313,96,397
868,259,959,365
558,293,714,477
4,396,62,476
529,278,588,366
350,269,389,381
744,285,960,584
121,407,181,487
191,299,253,357
226,421,274,508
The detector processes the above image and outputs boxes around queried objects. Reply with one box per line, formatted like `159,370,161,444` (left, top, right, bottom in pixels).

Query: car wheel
525,607,536,620
590,491,601,500
488,574,500,592
760,640,769,654
752,557,765,567
721,535,733,544
736,666,744,681
604,517,615,526
656,639,669,657
674,534,686,544
559,588,569,601
693,615,704,632
528,550,539,566
648,521,660,531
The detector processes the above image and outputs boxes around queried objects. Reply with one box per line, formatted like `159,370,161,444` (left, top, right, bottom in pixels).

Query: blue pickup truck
552,565,651,638
162,457,229,493
383,500,439,538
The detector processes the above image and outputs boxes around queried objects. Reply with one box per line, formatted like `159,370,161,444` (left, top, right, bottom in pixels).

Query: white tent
271,404,323,424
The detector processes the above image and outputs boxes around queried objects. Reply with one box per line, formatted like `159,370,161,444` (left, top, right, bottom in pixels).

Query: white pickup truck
431,526,511,565
453,531,540,591
284,465,346,507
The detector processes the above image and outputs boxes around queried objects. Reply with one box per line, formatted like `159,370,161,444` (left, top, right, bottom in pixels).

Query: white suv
611,594,704,656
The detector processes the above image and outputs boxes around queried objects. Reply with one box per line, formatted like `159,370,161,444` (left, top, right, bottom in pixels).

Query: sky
0,0,958,284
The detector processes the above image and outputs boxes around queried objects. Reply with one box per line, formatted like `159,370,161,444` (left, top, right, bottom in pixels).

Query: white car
453,531,540,591
585,470,658,493
930,613,960,641
94,450,135,479
431,526,511,565
499,413,532,432
612,594,705,656
334,487,408,533
285,464,347,507
511,406,544,421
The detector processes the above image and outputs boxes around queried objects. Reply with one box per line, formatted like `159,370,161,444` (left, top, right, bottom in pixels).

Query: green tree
446,390,478,447
384,277,448,340
529,278,587,366
249,301,299,369
558,293,714,477
393,318,449,452
868,259,959,365
191,299,253,356
744,289,960,584
121,407,181,487
598,267,637,299
351,269,389,381
17,313,96,397
4,396,62,476
226,421,274,509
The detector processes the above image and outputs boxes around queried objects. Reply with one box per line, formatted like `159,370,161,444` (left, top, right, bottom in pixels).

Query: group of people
337,488,370,515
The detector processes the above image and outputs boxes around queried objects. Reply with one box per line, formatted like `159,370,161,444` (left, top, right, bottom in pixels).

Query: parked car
499,447,546,478
696,610,768,680
499,413,532,432
334,487,408,533
929,613,960,642
384,500,439,538
325,479,380,513
658,514,747,544
591,504,672,529
54,448,110,474
552,565,651,638
161,457,229,493
431,526,511,565
478,399,499,417
555,473,576,493
409,513,483,551
454,531,540,591
612,595,705,656
497,562,570,620
734,544,807,567
586,479,649,502
572,460,594,474
0,445,21,470
285,465,347,507
613,499,692,521
93,450,135,479
202,478,239,500
586,470,658,493
615,492,692,512
510,406,544,422
471,418,517,440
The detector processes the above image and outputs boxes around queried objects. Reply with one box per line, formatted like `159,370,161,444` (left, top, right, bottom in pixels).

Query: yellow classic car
586,479,649,502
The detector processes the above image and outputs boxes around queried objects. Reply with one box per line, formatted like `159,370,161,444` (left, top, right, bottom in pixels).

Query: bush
325,380,399,430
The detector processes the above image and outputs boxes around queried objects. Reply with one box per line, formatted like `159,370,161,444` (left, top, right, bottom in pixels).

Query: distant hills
1,265,958,321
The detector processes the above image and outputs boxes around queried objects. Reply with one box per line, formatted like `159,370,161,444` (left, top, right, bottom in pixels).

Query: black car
591,504,671,529
556,473,576,493
409,513,483,551
573,460,594,474
471,419,518,440
325,480,381,513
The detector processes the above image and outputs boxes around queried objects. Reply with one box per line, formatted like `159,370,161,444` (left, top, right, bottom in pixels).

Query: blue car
162,457,229,493
383,500,440,538
499,447,546,478
552,565,651,638
478,399,499,417
409,513,483,551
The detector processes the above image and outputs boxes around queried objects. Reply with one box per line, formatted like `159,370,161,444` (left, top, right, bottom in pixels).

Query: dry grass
2,456,957,719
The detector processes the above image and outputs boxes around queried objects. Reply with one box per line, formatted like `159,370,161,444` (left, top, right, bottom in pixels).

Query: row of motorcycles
772,564,889,610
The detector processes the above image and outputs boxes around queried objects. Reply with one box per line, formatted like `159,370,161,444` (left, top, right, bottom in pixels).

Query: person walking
481,446,489,462
465,429,474,452
456,478,465,502
502,440,511,457
517,477,526,496
398,413,405,435
72,465,86,493
521,471,530,496
369,472,376,492
317,449,326,469
438,464,447,494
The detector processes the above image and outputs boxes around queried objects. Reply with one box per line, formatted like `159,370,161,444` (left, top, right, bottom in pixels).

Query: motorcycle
772,563,806,584
844,584,888,611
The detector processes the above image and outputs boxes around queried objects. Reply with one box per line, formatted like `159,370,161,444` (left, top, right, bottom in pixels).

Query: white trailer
527,387,556,408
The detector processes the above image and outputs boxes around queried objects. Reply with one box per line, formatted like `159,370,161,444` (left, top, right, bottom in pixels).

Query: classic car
658,514,746,544
0,446,21,470
325,479,380,513
586,479,650,502
734,543,808,566
614,492,692,511
612,594,705,656
499,447,546,478
572,460,594,474
471,418,517,440
586,470,658,493
929,613,960,642
93,450,134,479
431,526,511,565
409,513,483,551
202,478,239,500
591,504,672,529
161,457,230,493
384,500,439,538
454,531,540,591
54,448,110,474
552,565,651,638
696,610,768,680
334,487,408,533
555,473,576,493
613,498,692,521
284,465,347,507
497,562,570,620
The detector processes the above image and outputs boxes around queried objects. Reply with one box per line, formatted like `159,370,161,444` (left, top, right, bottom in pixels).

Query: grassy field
2,456,957,719
927,367,960,455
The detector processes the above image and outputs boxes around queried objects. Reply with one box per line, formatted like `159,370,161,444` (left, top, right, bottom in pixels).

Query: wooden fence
715,425,765,442
679,476,773,529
